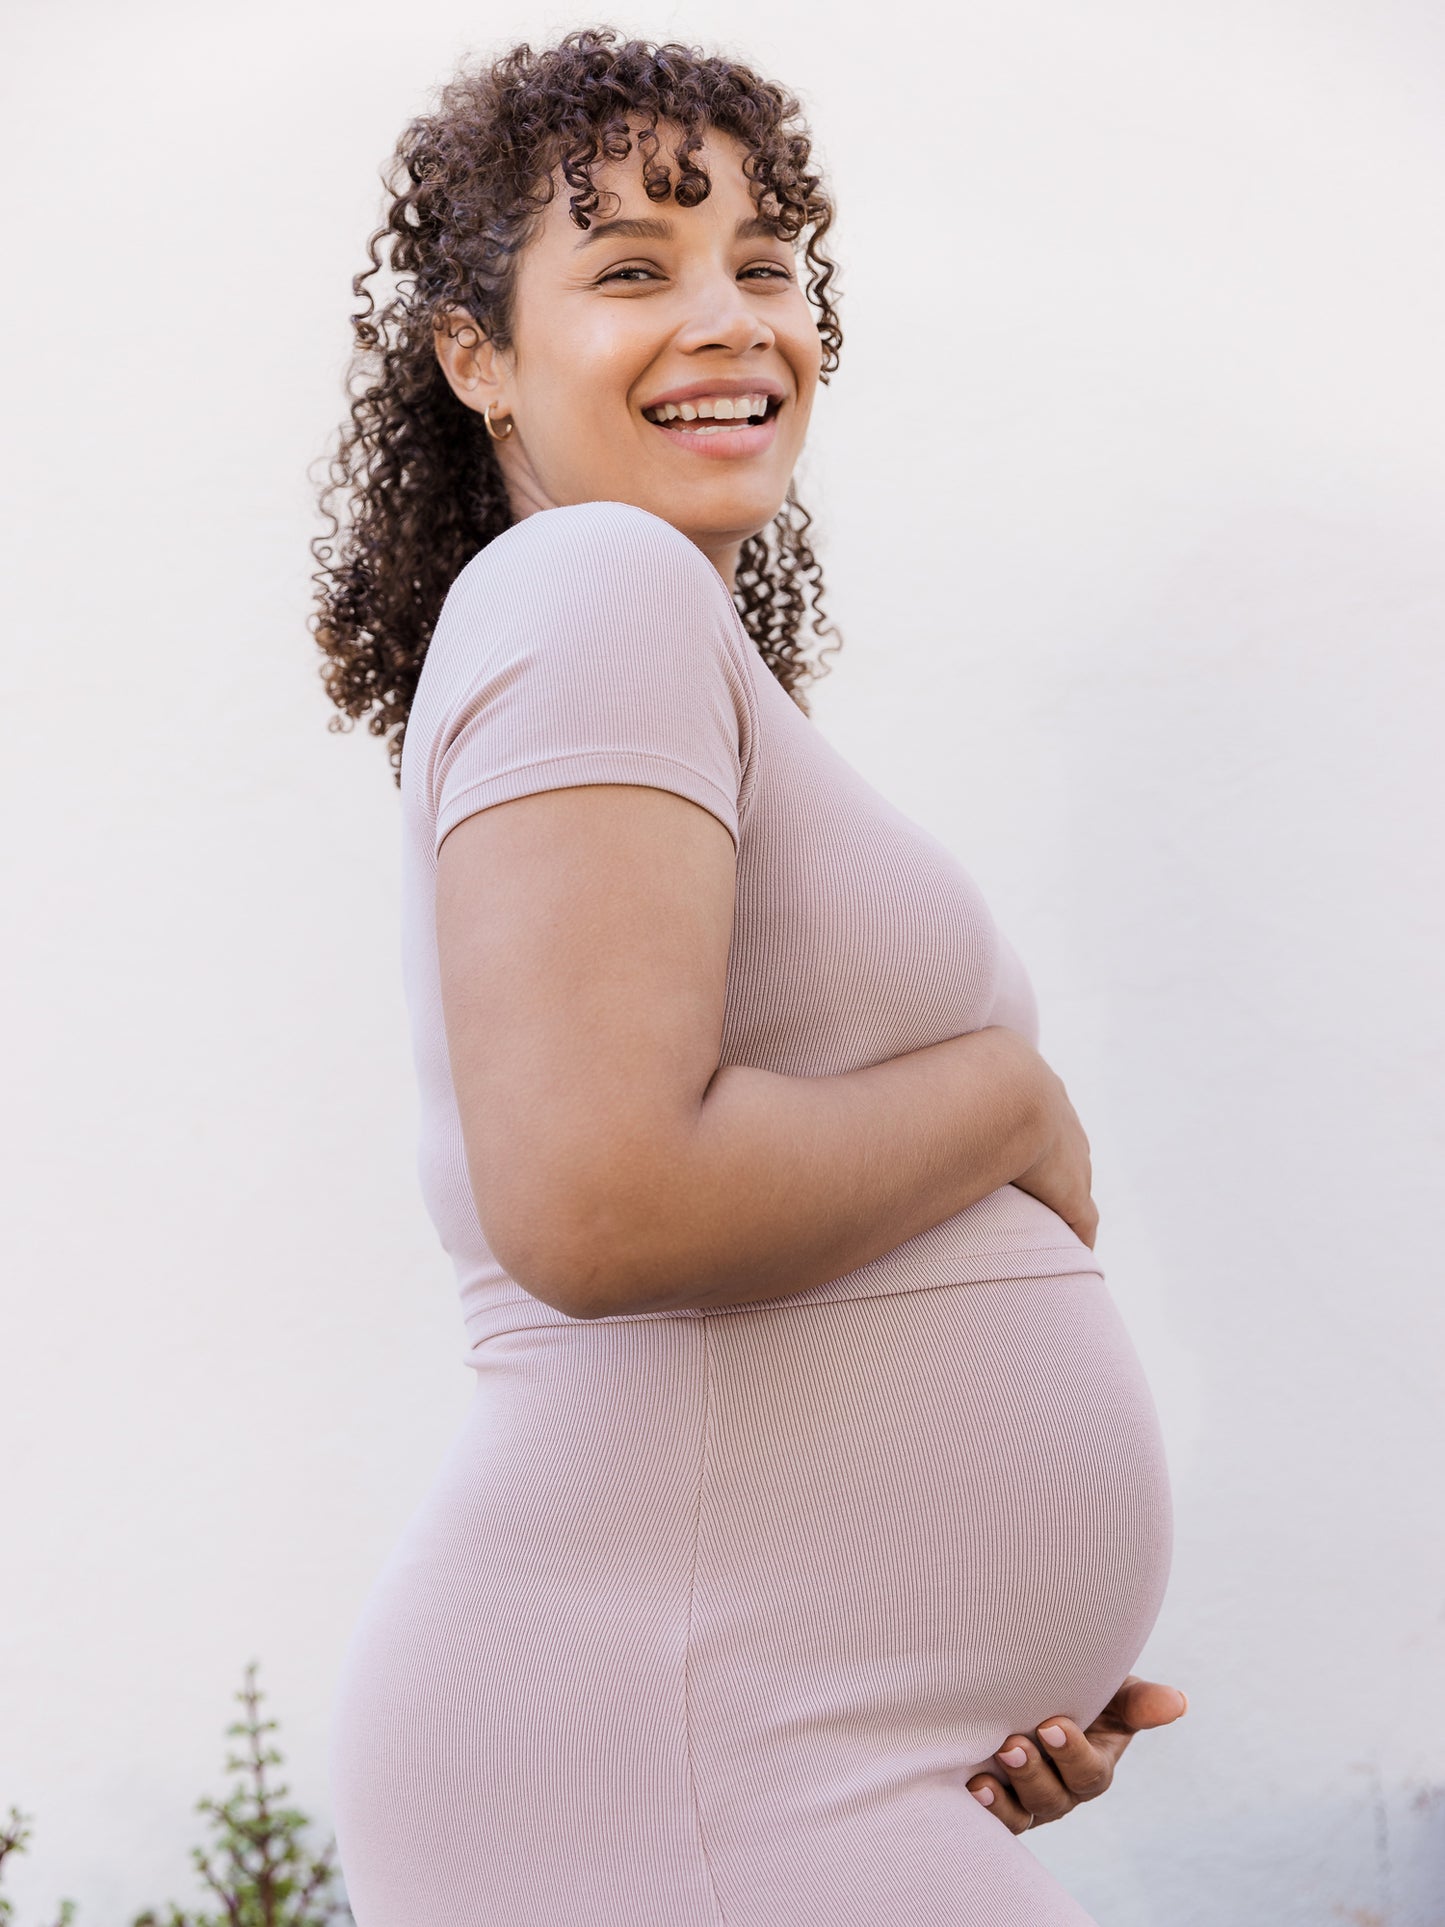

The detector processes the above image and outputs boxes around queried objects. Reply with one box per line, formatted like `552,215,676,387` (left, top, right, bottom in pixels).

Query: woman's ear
433,307,506,418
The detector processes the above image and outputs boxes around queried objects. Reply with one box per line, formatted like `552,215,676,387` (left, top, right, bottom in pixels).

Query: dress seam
468,1256,1106,1341
683,1317,729,1926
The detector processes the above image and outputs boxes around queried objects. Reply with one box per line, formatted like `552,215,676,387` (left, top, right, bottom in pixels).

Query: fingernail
1175,1691,1189,1715
971,1785,994,1806
998,1746,1028,1768
1039,1724,1067,1748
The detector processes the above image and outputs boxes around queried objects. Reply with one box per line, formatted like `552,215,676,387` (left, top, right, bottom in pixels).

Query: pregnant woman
315,27,1183,1925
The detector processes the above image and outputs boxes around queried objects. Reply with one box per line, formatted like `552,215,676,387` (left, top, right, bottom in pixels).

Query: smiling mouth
643,395,784,434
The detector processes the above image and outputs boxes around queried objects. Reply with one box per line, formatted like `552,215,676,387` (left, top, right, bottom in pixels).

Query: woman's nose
675,274,776,353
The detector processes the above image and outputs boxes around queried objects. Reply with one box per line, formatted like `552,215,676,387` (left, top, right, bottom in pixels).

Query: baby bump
328,1281,1169,1921
686,1273,1174,1816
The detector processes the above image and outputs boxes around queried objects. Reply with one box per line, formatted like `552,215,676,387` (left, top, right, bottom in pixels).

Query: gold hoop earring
484,400,515,442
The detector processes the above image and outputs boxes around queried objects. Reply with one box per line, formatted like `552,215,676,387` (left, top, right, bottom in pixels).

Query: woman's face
437,120,823,589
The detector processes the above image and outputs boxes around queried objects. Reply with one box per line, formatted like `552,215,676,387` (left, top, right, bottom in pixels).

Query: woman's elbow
480,1178,662,1322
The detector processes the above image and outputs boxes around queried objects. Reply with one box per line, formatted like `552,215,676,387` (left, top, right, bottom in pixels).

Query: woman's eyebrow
574,213,780,249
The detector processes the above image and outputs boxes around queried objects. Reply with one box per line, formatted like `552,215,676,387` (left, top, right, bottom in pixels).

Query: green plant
0,1806,78,1927
131,1661,351,1927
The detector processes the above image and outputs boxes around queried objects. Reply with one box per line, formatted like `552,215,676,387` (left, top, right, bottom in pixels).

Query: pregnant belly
329,1273,1171,1909
687,1271,1175,1796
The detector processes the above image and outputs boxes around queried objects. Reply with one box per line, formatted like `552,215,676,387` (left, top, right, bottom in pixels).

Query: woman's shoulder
452,499,724,601
423,499,754,722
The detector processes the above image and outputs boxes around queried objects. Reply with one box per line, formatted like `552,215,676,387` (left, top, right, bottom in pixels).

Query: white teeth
644,393,773,426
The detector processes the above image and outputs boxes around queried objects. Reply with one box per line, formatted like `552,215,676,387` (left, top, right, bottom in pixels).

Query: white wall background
3,0,1442,1920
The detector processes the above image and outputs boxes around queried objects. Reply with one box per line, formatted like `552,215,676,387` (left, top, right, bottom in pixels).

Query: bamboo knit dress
327,499,1174,1926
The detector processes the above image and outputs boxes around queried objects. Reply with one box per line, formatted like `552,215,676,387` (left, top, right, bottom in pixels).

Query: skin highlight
432,118,822,593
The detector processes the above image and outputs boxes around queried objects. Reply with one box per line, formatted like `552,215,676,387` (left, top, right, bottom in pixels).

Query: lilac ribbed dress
327,500,1173,1925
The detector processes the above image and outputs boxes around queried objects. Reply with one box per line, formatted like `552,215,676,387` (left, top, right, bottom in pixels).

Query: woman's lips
644,404,782,460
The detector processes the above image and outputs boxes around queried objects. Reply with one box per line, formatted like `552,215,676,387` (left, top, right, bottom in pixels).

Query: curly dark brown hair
308,24,847,788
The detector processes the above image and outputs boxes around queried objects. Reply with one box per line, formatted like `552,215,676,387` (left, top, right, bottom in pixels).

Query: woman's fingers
966,1683,1190,1836
966,1772,1038,1835
1074,1677,1190,1773
990,1732,1086,1822
1031,1717,1113,1800
1101,1676,1189,1738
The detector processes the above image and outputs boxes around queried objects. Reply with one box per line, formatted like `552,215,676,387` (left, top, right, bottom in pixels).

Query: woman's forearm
574,1026,1052,1318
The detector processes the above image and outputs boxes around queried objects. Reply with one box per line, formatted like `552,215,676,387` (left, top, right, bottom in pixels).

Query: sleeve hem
435,751,740,859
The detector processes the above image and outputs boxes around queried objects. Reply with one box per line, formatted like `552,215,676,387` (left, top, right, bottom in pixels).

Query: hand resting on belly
967,1674,1189,1834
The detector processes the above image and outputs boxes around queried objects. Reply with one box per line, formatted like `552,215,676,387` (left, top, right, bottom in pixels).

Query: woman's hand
994,1032,1099,1251
966,1676,1188,1833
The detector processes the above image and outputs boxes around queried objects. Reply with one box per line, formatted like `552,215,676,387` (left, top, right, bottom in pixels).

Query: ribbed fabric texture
399,499,1107,1361
328,501,1173,1924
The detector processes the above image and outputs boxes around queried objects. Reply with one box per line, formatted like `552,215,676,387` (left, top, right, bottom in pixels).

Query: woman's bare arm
436,781,1087,1321
647,1029,1054,1315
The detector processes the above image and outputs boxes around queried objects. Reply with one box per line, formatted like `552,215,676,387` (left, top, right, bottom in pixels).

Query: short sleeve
417,501,758,861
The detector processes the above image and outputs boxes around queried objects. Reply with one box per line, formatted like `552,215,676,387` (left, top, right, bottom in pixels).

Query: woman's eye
597,263,793,286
